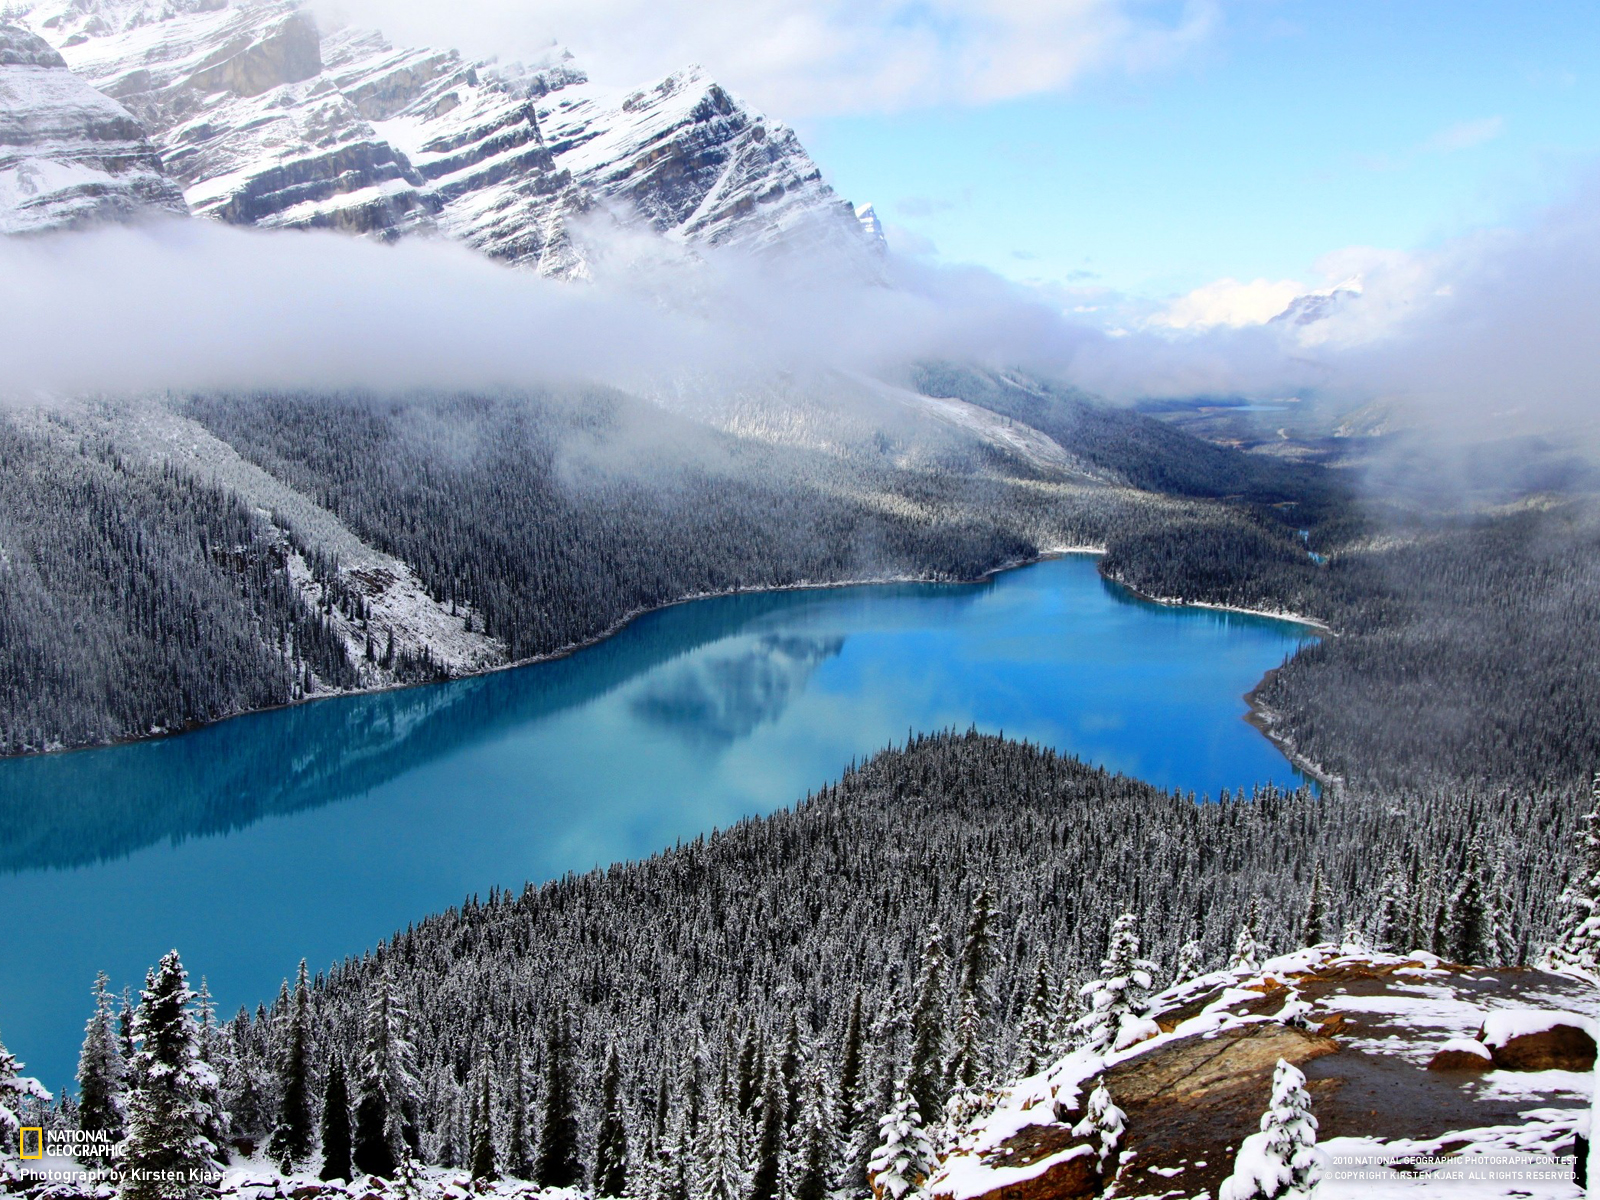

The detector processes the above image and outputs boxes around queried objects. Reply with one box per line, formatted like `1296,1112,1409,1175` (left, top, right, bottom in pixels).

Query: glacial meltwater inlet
0,555,1315,1088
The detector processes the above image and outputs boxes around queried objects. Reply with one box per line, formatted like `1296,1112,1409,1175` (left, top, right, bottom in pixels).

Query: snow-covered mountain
14,0,873,274
0,22,186,234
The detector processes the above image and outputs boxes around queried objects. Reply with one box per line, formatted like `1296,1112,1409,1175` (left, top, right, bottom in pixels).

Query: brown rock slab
1427,1047,1493,1072
1109,1022,1338,1105
1489,1024,1597,1072
926,1129,1101,1200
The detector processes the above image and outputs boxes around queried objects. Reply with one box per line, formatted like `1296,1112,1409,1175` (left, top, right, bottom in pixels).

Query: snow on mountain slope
19,0,872,274
14,396,508,683
0,23,186,234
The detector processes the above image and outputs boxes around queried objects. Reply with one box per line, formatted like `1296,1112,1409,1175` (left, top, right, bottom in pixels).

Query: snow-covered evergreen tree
122,951,222,1200
1446,839,1489,965
1231,900,1264,973
837,988,865,1145
1547,773,1600,978
748,1063,785,1200
504,1047,532,1180
694,1075,749,1200
790,1060,834,1200
1076,912,1156,1055
1070,1081,1125,1173
1300,866,1326,947
353,968,418,1179
867,1087,935,1200
845,997,903,1195
905,925,948,1140
1174,940,1207,985
469,1059,497,1183
1,1024,51,1182
1371,861,1408,952
594,1044,629,1197
535,1007,582,1188
1013,956,1055,1077
267,960,313,1170
319,1053,353,1183
955,884,996,1010
1218,1059,1322,1200
1051,974,1082,1056
77,971,127,1162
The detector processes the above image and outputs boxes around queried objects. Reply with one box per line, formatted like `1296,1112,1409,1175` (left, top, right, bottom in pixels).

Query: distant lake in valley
0,554,1315,1088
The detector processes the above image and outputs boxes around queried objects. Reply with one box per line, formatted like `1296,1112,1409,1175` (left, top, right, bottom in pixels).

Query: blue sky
796,2,1600,300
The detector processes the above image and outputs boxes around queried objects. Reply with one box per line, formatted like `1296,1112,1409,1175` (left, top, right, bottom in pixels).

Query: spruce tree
955,884,996,1005
1013,956,1055,1077
694,1075,748,1200
1076,912,1155,1055
1218,1059,1321,1200
353,970,415,1179
594,1045,629,1197
1300,866,1326,947
905,924,948,1133
1070,1081,1125,1174
122,951,222,1200
1547,773,1600,977
747,1063,785,1200
1371,862,1408,953
1174,940,1206,985
836,988,865,1142
1,1024,51,1174
319,1053,353,1183
1446,840,1489,965
267,960,314,1170
735,1023,763,1120
77,971,127,1163
505,1048,532,1180
867,1086,936,1200
779,1015,803,1130
1231,900,1264,973
790,1063,834,1200
535,1009,582,1188
469,1060,497,1183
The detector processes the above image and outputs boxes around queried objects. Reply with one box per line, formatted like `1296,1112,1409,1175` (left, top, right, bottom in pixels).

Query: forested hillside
13,732,1578,1198
0,388,1134,757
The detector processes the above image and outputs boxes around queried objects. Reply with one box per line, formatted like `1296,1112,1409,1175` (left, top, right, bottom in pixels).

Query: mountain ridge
11,0,875,273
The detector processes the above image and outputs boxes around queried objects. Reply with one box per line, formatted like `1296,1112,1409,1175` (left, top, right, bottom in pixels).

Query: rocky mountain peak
0,20,187,234
0,23,66,67
18,0,875,275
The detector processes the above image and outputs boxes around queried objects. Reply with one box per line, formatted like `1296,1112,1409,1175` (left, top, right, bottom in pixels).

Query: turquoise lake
0,554,1315,1089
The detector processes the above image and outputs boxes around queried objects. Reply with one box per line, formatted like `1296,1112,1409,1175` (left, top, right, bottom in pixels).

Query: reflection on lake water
0,555,1314,1088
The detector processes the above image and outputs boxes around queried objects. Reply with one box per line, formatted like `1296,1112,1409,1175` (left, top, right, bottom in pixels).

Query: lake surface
0,555,1314,1089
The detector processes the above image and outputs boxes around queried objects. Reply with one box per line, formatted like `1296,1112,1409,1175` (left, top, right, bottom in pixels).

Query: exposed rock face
0,23,187,234
930,949,1600,1200
1107,1021,1336,1105
1485,1021,1597,1072
22,0,872,274
1426,1039,1494,1071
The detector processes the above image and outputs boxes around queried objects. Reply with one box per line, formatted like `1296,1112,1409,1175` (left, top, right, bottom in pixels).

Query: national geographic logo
14,1128,125,1160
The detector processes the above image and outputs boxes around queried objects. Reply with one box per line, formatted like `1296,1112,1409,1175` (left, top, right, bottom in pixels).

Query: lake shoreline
4,544,1323,766
1099,570,1338,789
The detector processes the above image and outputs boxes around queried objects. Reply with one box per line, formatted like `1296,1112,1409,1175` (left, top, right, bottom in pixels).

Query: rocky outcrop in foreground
0,23,186,234
928,947,1598,1200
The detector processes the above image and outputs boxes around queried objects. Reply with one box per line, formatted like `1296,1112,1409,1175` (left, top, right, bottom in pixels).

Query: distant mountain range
1,0,877,273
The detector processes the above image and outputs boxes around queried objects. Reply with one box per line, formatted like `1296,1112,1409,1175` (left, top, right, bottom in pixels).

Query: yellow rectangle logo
20,1127,43,1159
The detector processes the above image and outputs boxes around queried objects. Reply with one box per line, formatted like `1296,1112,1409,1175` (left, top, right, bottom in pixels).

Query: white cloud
1150,276,1306,330
318,0,1219,117
1425,115,1506,153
